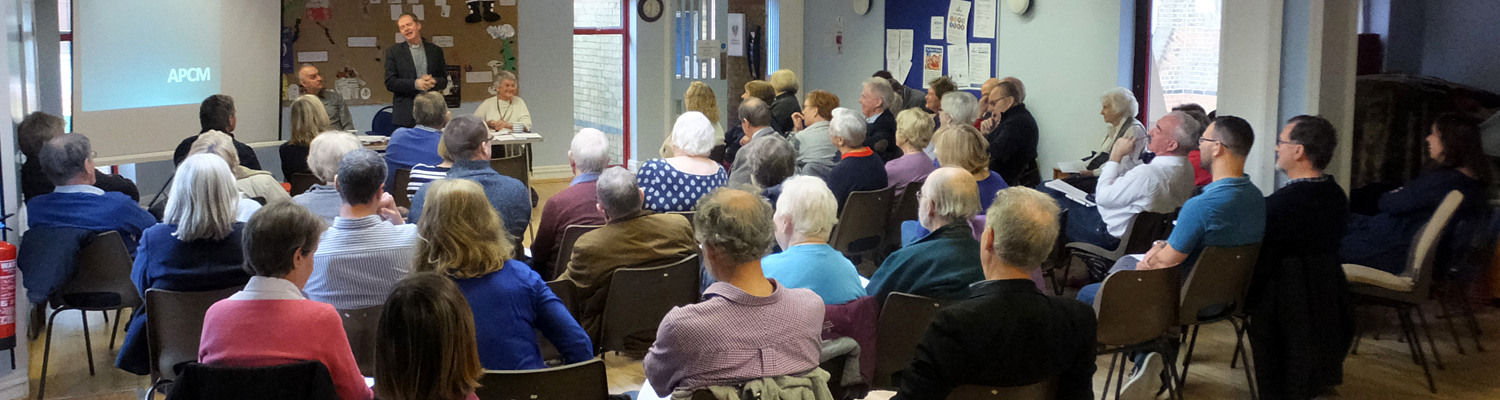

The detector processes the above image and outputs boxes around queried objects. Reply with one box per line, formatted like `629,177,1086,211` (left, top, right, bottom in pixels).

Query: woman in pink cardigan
198,202,373,400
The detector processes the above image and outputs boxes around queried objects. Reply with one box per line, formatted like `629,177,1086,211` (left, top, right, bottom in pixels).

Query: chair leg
1399,308,1438,393
1231,319,1249,369
1160,345,1185,400
1414,305,1445,370
109,309,123,351
1438,295,1466,355
1102,353,1120,400
81,310,96,376
38,308,66,400
1177,325,1201,388
1114,353,1127,400
1232,319,1259,400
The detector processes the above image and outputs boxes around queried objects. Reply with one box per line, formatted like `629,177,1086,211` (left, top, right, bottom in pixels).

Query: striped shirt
643,279,825,396
407,163,450,197
305,215,418,310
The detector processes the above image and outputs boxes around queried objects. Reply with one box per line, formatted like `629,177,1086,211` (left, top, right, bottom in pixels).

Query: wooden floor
17,180,1500,399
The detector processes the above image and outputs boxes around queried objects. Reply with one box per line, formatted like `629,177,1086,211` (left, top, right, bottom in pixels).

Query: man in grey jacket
728,98,779,187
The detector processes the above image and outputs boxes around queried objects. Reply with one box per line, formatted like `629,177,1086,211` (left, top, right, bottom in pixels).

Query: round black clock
640,0,664,23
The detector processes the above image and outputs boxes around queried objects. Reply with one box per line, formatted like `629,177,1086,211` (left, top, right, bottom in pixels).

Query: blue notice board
885,0,996,95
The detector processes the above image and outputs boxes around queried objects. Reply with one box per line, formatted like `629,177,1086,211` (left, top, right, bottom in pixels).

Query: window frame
574,0,632,166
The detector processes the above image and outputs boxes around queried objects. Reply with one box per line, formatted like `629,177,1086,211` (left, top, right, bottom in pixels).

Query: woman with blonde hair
114,154,254,375
885,108,937,195
374,272,484,400
412,179,593,370
769,69,801,132
280,94,330,178
293,132,362,223
933,124,1008,211
661,81,725,157
190,130,292,205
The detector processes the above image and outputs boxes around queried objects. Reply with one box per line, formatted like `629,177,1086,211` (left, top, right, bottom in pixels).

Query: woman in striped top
407,136,454,198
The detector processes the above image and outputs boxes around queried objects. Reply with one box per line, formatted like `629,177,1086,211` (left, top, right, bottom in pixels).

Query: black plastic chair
166,360,339,400
948,380,1055,399
287,173,321,197
145,286,245,399
393,168,413,209
599,254,702,354
474,358,608,400
1064,210,1177,284
880,180,924,269
38,231,141,400
336,305,383,377
369,106,396,137
831,186,897,277
871,292,955,390
552,224,604,279
1174,243,1263,397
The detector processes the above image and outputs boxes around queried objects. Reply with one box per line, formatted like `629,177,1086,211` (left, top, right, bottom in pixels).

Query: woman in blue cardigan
115,154,254,375
411,178,594,370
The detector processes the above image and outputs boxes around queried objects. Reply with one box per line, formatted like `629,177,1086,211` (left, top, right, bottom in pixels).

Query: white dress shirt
1093,155,1196,238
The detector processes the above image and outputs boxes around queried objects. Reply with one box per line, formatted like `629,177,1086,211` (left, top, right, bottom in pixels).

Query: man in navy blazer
384,13,449,128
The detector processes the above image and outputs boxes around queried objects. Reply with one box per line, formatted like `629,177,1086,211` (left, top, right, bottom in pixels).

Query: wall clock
640,0,664,23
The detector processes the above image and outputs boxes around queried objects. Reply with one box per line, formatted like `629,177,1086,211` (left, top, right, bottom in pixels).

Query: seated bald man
866,167,986,303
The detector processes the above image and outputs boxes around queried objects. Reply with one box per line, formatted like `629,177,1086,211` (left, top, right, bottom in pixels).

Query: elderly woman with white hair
925,91,981,159
824,107,888,211
114,154,255,375
760,176,867,305
190,131,291,206
293,132,363,223
475,70,531,132
1085,87,1148,175
637,111,729,212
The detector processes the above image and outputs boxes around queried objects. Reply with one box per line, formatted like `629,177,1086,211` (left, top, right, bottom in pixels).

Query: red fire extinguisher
0,239,16,356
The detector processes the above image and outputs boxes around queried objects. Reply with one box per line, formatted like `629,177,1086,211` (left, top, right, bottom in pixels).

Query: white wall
800,0,883,106
1218,0,1283,192
516,1,574,168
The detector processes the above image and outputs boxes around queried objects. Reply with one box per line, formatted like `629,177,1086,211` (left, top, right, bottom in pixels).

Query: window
60,0,72,129
1145,0,1222,123
674,0,718,80
574,0,630,166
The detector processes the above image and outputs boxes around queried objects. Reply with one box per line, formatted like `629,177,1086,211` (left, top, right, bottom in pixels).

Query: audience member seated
739,135,798,205
724,81,778,168
1340,113,1491,274
298,64,355,131
475,71,531,133
933,124,1008,211
894,187,1096,400
982,79,1040,186
562,167,698,337
1077,88,1147,179
643,188,824,396
305,149,415,310
17,112,138,202
531,129,611,278
198,202,372,400
386,92,449,193
374,272,483,400
662,82,725,158
191,131,291,205
1172,103,1214,187
1248,115,1353,400
409,115,530,238
280,94,330,178
860,77,900,160
115,154,255,375
1051,111,1197,251
925,77,959,126
728,98,779,187
825,108,888,210
293,132,363,224
885,109,936,196
172,94,262,170
761,176,866,305
927,90,977,159
27,133,156,255
1076,115,1266,304
975,79,1002,127
639,111,729,212
789,90,840,178
866,167,985,303
769,69,801,133
412,179,593,370
873,70,927,112
408,136,454,197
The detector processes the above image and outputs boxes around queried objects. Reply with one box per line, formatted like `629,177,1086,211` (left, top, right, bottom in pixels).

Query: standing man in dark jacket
981,80,1039,186
384,13,449,129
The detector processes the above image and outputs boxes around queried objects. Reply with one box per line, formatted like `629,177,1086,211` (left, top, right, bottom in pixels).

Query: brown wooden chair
552,224,604,280
599,254,702,354
145,286,244,399
1064,210,1177,284
871,292,955,390
335,305,383,377
287,173,321,196
1094,266,1183,400
831,186,897,277
475,358,608,400
393,168,413,208
37,231,142,400
1174,243,1263,395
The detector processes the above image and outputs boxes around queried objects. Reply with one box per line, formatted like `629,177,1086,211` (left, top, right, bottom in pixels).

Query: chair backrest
288,173,320,197
553,224,604,279
474,358,608,400
600,254,702,352
948,380,1055,400
335,305,383,377
832,186,897,273
53,231,141,309
490,154,529,189
873,292,955,390
1402,190,1465,299
1095,267,1181,346
547,279,580,316
393,168,413,209
370,106,396,136
1119,210,1176,255
166,360,340,400
146,286,245,385
1178,243,1263,325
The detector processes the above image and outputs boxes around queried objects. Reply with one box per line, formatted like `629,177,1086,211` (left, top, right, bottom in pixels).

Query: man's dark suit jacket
864,109,899,161
384,39,449,128
893,279,1097,400
986,104,1040,186
171,133,263,170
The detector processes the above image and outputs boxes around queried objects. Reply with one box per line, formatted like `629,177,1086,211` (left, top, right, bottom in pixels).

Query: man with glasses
866,167,986,304
982,79,1041,186
27,133,156,254
408,115,530,239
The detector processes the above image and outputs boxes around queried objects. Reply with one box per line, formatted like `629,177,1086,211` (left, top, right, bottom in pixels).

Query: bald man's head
298,64,324,94
694,188,776,269
922,167,981,226
1001,77,1026,104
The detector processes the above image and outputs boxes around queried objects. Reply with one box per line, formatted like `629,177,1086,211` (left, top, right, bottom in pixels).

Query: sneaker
1120,352,1164,400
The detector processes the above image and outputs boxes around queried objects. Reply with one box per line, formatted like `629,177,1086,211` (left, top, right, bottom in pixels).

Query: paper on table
348,37,377,47
296,51,329,62
947,43,969,87
1044,179,1096,207
922,45,943,89
465,71,493,83
972,0,997,39
969,43,991,87
389,4,401,20
946,0,972,45
433,36,454,47
412,4,424,20
930,16,945,40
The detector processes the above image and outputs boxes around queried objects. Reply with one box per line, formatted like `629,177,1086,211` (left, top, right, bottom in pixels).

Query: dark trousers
1040,185,1121,251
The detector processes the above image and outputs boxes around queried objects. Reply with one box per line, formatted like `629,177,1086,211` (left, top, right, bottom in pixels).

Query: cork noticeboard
282,0,519,106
